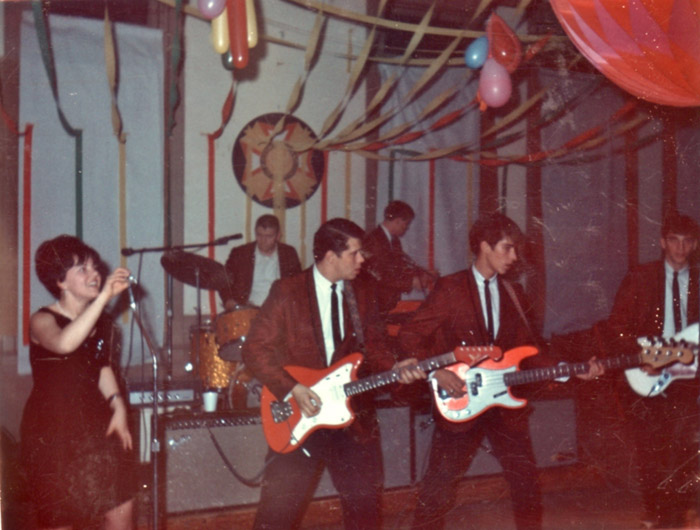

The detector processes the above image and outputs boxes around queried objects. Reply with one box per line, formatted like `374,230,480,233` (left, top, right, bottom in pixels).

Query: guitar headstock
453,345,503,366
637,336,697,368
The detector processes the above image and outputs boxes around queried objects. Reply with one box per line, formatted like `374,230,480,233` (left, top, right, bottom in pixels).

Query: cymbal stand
121,236,238,380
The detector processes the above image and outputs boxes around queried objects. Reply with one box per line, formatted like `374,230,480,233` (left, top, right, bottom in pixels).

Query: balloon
221,50,235,71
478,58,512,108
245,0,258,49
197,0,226,20
550,0,700,107
464,36,489,69
226,0,249,69
487,14,522,74
211,10,229,54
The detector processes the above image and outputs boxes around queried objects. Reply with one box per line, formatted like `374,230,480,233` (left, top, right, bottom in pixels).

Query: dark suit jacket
398,269,542,433
607,261,699,353
399,269,538,358
242,268,393,402
361,226,419,314
221,241,301,306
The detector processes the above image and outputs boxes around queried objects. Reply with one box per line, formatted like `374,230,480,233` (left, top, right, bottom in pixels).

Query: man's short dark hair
255,214,280,232
469,213,523,256
313,218,365,263
35,235,102,299
384,200,415,222
661,212,699,239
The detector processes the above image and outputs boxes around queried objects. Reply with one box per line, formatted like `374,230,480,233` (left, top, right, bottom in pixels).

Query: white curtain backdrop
376,65,481,281
18,13,164,374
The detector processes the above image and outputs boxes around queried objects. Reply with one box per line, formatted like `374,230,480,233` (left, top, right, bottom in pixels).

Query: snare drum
215,307,259,361
190,324,236,389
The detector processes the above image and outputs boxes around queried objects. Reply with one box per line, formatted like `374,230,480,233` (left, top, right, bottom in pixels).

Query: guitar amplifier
160,399,576,514
161,406,413,514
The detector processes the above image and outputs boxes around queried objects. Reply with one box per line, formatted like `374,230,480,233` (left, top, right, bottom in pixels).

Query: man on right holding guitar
399,212,602,530
606,211,699,529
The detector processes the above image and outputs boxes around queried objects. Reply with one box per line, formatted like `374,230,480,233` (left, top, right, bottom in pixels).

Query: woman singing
21,235,135,529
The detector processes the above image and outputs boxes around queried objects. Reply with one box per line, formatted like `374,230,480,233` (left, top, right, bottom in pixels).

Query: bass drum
190,324,237,390
215,306,259,361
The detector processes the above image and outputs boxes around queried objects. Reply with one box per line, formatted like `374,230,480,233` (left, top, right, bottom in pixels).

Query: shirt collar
313,264,344,293
664,260,689,278
472,264,496,285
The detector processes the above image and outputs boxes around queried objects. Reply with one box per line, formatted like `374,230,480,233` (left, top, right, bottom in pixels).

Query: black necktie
672,271,682,334
331,283,342,350
484,279,494,344
391,235,401,251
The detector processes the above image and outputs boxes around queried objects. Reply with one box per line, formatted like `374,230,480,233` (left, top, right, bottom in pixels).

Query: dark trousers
253,427,383,530
412,409,542,530
621,382,700,527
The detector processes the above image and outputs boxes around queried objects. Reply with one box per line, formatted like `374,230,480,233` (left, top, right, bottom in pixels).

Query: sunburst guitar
261,345,501,453
432,338,695,423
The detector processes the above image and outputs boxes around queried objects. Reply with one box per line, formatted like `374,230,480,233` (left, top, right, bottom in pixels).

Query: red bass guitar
432,340,694,423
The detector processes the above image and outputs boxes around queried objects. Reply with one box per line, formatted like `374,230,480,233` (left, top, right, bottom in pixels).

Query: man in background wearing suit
242,218,425,530
606,212,699,529
221,214,301,309
362,200,436,315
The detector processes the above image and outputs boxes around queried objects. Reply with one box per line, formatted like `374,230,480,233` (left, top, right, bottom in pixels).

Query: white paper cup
202,391,218,412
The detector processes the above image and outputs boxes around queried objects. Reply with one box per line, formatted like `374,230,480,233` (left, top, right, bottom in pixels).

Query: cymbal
161,251,228,291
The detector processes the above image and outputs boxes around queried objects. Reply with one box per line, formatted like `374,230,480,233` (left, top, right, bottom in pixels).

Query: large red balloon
550,0,700,107
487,14,523,74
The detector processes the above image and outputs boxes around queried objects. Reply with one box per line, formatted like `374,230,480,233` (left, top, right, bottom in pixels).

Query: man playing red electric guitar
242,217,425,530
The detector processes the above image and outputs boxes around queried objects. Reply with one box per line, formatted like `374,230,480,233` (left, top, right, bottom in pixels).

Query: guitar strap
343,282,366,354
501,279,537,344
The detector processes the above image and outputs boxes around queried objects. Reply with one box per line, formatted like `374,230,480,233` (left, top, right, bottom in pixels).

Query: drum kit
161,250,259,409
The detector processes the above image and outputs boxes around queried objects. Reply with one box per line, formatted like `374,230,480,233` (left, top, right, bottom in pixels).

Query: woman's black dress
20,308,134,527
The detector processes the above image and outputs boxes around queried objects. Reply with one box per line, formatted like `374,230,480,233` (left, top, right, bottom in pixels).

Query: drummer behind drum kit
161,250,261,410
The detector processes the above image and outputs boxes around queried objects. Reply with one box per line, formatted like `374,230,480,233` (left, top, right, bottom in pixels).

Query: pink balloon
198,0,226,19
478,58,512,108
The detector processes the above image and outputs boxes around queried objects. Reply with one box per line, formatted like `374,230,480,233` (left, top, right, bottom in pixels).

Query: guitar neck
504,353,647,387
344,351,462,397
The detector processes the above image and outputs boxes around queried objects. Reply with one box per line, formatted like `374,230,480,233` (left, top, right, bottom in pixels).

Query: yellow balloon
211,10,230,54
245,0,258,49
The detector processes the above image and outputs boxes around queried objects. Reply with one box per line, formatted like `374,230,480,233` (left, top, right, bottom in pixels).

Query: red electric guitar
431,339,695,423
260,345,501,453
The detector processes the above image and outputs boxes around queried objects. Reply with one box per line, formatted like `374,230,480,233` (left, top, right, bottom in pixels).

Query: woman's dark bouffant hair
35,235,102,299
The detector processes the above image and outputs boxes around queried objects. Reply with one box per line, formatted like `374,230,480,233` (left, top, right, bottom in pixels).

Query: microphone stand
120,235,238,528
128,286,163,530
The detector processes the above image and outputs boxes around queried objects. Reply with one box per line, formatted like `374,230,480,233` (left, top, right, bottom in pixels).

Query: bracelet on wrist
107,392,122,405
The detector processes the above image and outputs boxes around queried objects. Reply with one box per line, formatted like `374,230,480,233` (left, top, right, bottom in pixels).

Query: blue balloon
464,36,489,69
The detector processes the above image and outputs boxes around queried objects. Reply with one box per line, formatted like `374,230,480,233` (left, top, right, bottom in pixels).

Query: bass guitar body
624,324,699,397
432,346,539,423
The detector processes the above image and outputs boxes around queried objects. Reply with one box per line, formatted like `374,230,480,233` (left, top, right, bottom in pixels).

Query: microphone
127,275,137,310
212,233,243,245
121,247,135,257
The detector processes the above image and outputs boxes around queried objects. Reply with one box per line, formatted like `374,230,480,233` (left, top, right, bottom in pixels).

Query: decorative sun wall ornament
232,113,325,208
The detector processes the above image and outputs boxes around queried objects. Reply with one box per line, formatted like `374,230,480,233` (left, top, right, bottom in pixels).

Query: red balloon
487,14,523,74
550,0,700,107
226,0,249,69
478,58,513,108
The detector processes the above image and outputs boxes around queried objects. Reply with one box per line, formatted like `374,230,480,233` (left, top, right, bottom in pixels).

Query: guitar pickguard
288,363,356,447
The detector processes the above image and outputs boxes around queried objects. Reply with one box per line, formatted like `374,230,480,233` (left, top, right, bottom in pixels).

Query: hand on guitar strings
393,358,428,384
433,368,467,398
575,356,606,381
292,383,322,418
